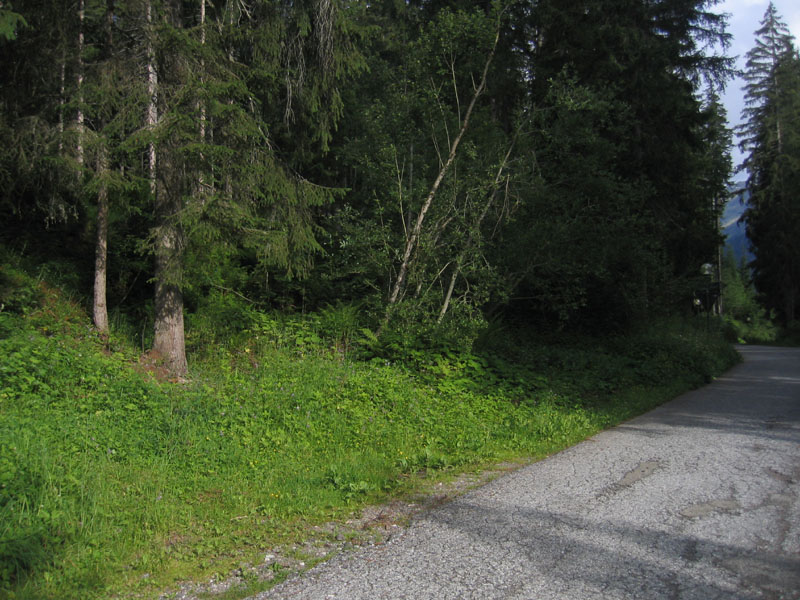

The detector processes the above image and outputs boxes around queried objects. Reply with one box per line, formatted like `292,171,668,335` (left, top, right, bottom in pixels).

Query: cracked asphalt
254,345,800,599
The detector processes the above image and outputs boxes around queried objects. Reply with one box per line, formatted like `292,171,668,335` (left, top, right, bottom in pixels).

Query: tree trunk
146,0,188,377
197,0,207,201
76,0,85,167
438,256,461,323
93,150,109,335
198,0,206,146
58,53,65,154
153,203,188,376
146,0,157,199
385,26,499,319
92,0,116,336
785,277,797,325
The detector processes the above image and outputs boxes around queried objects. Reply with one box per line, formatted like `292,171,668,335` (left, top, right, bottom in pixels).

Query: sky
716,0,800,173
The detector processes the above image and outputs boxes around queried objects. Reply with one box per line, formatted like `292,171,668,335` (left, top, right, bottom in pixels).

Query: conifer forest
0,0,763,372
1,0,798,369
0,0,798,597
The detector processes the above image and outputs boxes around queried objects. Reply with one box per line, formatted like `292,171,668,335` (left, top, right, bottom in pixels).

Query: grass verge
0,266,739,599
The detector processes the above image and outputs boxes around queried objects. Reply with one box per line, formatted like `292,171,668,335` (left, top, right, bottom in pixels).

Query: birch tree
385,8,502,321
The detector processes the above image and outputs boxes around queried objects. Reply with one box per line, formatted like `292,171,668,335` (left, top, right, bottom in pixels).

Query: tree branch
385,23,500,318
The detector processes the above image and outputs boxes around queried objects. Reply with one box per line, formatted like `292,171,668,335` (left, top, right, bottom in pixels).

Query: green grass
0,267,740,599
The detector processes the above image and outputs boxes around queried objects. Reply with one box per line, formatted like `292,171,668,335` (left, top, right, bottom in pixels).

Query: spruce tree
139,0,362,375
505,0,733,325
739,2,794,159
739,3,800,324
0,4,26,40
0,0,83,226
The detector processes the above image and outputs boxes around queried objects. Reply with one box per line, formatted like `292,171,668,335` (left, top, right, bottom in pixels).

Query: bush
775,320,800,346
0,265,42,315
317,302,361,357
722,314,778,344
185,290,258,352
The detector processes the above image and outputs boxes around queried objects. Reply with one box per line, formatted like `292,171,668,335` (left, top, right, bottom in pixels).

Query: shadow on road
424,498,800,599
418,346,800,599
615,346,800,445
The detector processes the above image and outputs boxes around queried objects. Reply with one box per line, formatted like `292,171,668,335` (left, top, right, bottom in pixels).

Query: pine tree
740,3,800,324
137,0,362,375
739,2,794,162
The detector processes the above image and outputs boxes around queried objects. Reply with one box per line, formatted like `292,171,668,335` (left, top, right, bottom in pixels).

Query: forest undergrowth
0,263,739,600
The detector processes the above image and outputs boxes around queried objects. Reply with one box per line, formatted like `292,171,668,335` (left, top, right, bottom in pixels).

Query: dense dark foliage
1,0,739,370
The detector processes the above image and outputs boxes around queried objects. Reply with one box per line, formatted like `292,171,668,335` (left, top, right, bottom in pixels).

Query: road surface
254,345,800,599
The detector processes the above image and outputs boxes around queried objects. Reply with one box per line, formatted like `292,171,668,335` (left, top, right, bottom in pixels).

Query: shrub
185,290,258,352
0,266,42,315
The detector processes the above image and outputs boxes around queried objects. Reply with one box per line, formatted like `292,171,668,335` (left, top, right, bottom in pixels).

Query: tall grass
0,268,739,599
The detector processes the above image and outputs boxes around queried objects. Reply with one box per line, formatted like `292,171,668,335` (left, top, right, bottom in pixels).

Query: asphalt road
255,345,800,600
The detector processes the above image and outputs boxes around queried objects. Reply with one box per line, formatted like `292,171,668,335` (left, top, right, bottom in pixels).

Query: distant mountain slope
722,182,752,263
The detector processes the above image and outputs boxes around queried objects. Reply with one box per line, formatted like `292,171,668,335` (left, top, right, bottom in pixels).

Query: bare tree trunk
438,256,461,323
785,274,797,324
198,0,206,196
716,195,723,316
199,0,205,92
405,142,414,234
153,194,188,376
58,53,65,154
76,0,85,168
92,0,115,336
147,0,188,377
385,27,499,320
146,0,157,199
93,150,110,335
